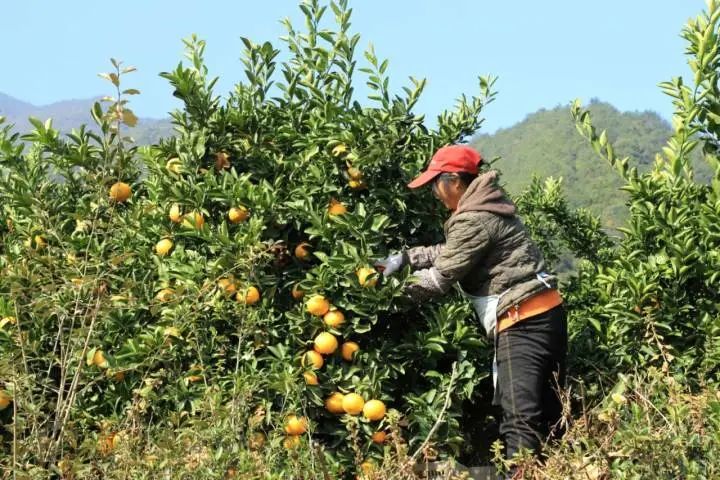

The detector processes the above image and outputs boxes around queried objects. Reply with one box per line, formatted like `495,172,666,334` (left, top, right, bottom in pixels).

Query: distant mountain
473,100,712,229
0,92,173,144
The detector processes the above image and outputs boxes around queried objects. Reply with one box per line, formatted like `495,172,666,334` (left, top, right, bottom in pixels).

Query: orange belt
497,288,563,334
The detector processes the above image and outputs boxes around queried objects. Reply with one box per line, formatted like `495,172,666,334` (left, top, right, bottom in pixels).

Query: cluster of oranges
292,264,387,447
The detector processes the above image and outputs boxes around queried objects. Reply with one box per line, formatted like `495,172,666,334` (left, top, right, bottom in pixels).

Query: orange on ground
182,211,205,230
228,206,249,224
218,278,237,296
294,242,312,260
169,203,183,223
363,399,387,421
341,341,359,361
283,435,301,449
303,371,319,385
284,415,307,435
325,392,345,414
237,286,261,306
328,198,347,216
314,332,338,355
356,267,378,288
291,284,305,300
0,390,11,410
302,351,324,369
342,393,365,415
155,238,173,256
306,295,330,316
109,182,132,203
323,309,345,328
371,431,387,444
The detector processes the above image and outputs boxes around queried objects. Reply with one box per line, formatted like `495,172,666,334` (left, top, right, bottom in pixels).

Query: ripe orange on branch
314,332,338,355
155,238,173,256
306,295,330,316
371,431,387,444
303,371,319,385
325,392,345,414
323,309,345,328
291,284,305,300
294,242,312,261
363,400,386,421
341,341,359,361
302,350,324,369
0,390,12,410
182,211,205,230
168,203,183,223
284,415,308,435
328,198,347,216
342,393,365,415
228,206,249,224
109,182,132,203
356,267,378,287
237,286,261,306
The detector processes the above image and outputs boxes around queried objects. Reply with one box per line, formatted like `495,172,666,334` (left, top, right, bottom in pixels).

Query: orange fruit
283,435,301,449
303,371,319,385
356,267,378,288
155,238,173,256
323,309,345,328
93,350,109,369
109,182,132,203
186,374,203,383
218,278,237,296
306,295,330,316
112,371,126,382
342,393,365,415
314,332,338,355
325,392,345,414
363,400,386,421
0,390,12,410
371,431,386,444
294,242,312,261
328,199,347,216
166,157,182,174
284,415,307,435
182,211,205,230
168,203,183,223
155,288,175,303
237,286,261,306
302,351,324,369
215,151,231,170
341,341,359,361
291,284,305,300
228,206,249,224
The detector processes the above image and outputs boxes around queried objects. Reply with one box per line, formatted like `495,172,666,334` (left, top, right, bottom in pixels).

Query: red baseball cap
407,145,483,189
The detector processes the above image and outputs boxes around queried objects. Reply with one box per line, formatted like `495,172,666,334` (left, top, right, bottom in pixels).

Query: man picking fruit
376,144,567,462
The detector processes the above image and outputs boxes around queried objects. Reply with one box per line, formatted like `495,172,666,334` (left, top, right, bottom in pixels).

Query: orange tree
0,0,500,475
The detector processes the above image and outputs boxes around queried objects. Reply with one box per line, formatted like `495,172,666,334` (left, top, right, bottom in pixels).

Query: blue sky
1,1,704,132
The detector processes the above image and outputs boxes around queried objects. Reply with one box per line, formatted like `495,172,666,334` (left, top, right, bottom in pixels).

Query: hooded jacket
404,170,557,318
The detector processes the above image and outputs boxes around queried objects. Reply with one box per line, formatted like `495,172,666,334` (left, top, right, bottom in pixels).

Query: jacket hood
453,170,517,217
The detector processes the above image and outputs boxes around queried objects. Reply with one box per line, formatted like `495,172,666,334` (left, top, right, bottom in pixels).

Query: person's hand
374,253,405,277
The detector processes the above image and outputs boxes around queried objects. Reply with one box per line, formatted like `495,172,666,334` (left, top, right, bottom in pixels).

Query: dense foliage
1,0,719,479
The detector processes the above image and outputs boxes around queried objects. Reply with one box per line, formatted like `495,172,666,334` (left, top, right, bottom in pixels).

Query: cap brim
407,169,441,189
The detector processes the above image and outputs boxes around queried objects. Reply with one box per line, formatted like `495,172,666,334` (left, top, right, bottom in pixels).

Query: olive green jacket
404,171,556,317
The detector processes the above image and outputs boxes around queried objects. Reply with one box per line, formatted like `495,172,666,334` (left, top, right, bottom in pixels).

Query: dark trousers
493,305,567,460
